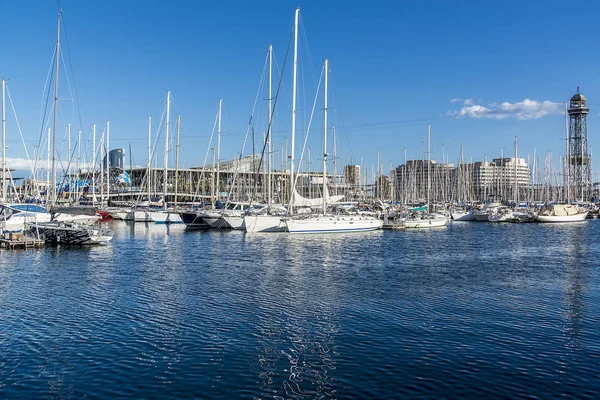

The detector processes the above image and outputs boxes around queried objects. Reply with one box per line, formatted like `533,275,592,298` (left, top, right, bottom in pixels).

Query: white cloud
3,157,34,171
453,98,564,120
450,97,462,103
3,157,99,173
464,98,474,105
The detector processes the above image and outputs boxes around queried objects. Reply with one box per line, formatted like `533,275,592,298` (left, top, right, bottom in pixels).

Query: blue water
1,221,600,398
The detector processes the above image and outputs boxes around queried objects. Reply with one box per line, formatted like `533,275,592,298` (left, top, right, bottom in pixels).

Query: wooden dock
0,232,45,249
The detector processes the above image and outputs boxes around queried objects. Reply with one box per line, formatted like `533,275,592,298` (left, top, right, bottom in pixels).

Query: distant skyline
1,0,599,181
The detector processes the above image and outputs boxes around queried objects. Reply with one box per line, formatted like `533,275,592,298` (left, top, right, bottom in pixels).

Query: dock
0,232,45,249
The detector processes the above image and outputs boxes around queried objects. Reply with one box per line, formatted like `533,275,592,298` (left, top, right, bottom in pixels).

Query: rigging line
326,67,356,165
59,12,84,132
253,30,294,203
225,48,270,205
298,14,319,91
6,86,41,198
293,67,323,191
38,46,57,156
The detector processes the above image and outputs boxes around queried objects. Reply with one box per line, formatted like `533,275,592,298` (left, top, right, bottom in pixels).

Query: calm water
1,220,599,399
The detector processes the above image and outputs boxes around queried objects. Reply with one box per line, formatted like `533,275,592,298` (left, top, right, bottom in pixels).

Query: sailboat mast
332,127,337,196
67,123,71,201
322,59,328,214
147,116,151,202
216,98,222,205
47,128,51,204
92,124,96,207
51,9,61,206
77,129,81,201
1,78,6,202
514,136,518,204
267,44,273,207
163,91,171,209
290,7,299,204
174,115,180,209
106,121,110,206
427,124,431,210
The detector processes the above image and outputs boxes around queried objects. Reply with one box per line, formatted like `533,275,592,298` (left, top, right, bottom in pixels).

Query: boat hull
244,215,287,233
149,211,184,224
404,215,448,229
535,212,588,223
31,222,114,245
285,215,383,234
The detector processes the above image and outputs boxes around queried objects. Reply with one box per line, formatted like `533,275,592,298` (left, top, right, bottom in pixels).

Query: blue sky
1,0,599,181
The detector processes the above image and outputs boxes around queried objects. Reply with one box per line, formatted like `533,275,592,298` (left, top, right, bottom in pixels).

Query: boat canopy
539,204,581,216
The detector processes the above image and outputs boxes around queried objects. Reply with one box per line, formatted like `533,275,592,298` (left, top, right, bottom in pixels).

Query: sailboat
30,8,114,245
535,204,588,222
149,98,183,224
243,44,289,233
284,55,382,233
403,125,448,229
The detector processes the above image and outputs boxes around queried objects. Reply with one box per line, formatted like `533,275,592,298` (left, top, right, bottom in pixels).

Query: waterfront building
471,157,531,202
395,157,530,204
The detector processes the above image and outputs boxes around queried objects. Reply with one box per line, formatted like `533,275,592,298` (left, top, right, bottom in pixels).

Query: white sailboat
150,107,183,224
404,125,448,229
285,54,382,233
31,9,113,244
535,204,588,222
243,44,291,233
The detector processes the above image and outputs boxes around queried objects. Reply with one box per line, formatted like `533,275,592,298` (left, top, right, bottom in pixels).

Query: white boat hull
536,212,588,223
244,215,287,233
53,213,101,225
451,211,476,221
222,215,245,230
285,215,383,233
404,214,448,229
149,211,184,224
128,210,154,222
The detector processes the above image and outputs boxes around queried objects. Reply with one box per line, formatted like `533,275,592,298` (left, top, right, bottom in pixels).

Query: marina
1,1,600,398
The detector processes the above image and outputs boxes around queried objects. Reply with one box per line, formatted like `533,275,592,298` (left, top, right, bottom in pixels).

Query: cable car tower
568,87,591,202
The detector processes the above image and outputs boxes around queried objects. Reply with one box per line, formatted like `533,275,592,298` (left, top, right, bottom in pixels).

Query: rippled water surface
1,221,600,398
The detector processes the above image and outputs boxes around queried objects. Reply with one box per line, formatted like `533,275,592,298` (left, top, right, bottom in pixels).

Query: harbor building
395,157,531,204
470,157,531,202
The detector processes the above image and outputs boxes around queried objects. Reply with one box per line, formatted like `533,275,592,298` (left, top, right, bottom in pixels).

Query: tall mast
47,128,51,204
216,98,222,205
163,91,171,209
427,124,431,210
147,116,151,202
322,59,329,214
51,9,61,206
67,123,71,201
100,130,104,206
92,124,96,207
106,121,110,206
514,136,518,204
267,44,273,207
77,129,81,201
332,127,337,196
290,7,299,204
565,102,570,203
174,115,181,209
1,78,6,202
